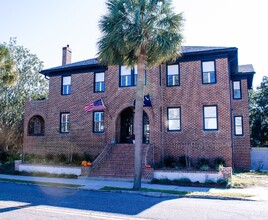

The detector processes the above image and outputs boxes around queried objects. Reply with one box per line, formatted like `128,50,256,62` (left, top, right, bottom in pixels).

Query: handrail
89,143,113,174
144,143,154,166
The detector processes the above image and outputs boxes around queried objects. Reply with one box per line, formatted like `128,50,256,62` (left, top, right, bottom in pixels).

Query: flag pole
101,98,112,119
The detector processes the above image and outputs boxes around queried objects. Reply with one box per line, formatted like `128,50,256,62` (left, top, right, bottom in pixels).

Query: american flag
84,99,105,112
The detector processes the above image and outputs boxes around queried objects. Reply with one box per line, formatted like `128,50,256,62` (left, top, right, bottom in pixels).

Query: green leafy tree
249,76,268,147
0,38,48,153
0,44,18,87
97,0,184,189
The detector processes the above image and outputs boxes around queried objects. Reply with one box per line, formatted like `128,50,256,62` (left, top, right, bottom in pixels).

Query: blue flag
133,94,152,107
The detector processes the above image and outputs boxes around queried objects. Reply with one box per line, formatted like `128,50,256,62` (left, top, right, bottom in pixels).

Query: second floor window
93,111,104,133
167,107,181,131
62,76,71,95
60,113,70,133
120,66,133,87
120,65,145,87
234,116,243,136
95,72,105,92
202,61,216,84
203,105,218,130
167,64,179,86
233,81,242,99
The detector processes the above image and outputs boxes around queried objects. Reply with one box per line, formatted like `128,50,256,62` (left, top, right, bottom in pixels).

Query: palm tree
0,44,18,87
97,0,184,189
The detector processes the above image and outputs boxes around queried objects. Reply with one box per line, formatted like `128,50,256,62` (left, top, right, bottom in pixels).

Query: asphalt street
1,182,268,220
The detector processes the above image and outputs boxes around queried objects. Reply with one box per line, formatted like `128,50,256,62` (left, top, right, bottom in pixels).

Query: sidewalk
0,174,267,201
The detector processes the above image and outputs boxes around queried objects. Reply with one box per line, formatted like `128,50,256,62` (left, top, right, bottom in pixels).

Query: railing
89,143,114,174
144,143,154,166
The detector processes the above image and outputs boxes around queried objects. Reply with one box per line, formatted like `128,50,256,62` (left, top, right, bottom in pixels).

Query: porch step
89,144,153,179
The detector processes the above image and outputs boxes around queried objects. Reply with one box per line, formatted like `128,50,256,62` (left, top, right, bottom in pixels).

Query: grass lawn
232,172,268,188
101,186,253,199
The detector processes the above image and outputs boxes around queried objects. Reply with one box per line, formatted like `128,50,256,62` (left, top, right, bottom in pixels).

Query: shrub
177,155,190,168
56,154,67,163
176,178,192,184
197,158,210,170
152,162,163,169
83,152,94,162
6,151,20,162
0,151,8,163
151,178,192,186
205,179,215,185
0,162,14,174
164,156,177,168
200,165,210,171
71,153,83,165
24,154,43,163
217,178,231,188
45,153,54,163
214,157,226,170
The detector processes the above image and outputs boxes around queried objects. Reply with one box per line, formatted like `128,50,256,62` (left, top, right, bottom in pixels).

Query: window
94,111,104,133
203,105,218,130
95,72,105,92
60,113,70,133
28,116,45,136
167,64,179,86
233,81,241,99
120,66,132,87
62,76,71,95
120,65,145,87
234,116,243,136
202,61,216,84
167,107,181,131
133,65,138,86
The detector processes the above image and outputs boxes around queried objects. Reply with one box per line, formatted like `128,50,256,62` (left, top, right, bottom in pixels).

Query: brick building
23,45,255,175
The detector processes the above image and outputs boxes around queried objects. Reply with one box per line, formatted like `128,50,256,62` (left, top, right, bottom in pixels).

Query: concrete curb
0,178,255,201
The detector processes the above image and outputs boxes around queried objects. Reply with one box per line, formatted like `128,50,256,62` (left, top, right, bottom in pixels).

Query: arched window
28,116,45,136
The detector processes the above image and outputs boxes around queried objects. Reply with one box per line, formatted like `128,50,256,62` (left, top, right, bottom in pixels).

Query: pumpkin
81,160,87,166
87,162,92,166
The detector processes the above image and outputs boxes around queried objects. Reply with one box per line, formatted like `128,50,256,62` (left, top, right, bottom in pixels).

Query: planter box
154,167,232,183
16,162,81,176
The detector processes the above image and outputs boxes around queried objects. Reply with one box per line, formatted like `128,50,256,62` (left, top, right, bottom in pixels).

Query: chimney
62,45,72,65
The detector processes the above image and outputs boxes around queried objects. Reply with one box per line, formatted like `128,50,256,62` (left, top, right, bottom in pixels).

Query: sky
1,0,267,88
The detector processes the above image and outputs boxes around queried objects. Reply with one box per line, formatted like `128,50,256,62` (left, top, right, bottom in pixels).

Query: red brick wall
161,58,232,167
23,57,250,170
232,79,251,170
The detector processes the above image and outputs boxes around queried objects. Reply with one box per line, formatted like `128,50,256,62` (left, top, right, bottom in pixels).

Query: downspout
228,58,235,171
159,64,164,166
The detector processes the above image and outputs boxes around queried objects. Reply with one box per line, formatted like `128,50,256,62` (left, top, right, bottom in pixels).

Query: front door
119,107,150,144
120,107,134,143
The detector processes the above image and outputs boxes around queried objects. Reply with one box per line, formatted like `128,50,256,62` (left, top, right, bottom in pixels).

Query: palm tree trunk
133,54,146,190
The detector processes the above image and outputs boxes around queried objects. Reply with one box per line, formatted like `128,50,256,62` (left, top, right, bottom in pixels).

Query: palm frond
97,0,184,67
